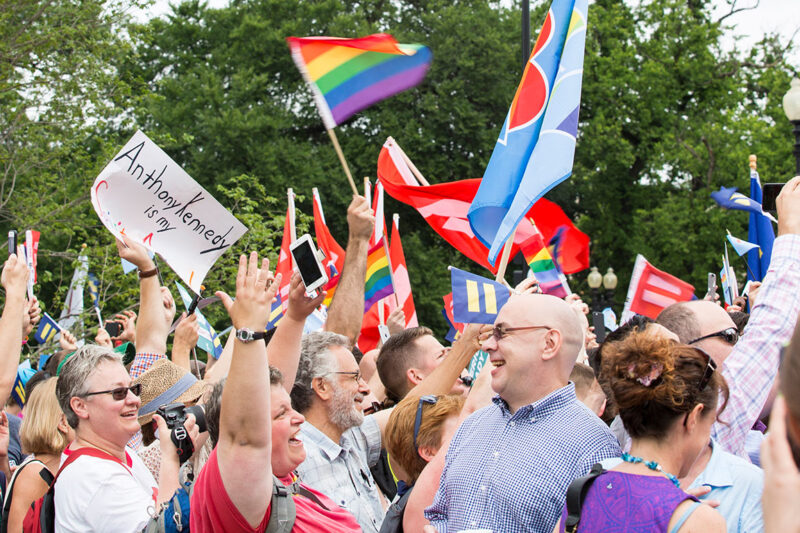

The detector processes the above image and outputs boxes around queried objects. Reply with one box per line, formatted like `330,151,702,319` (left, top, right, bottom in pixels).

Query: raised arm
116,236,169,374
266,273,324,390
214,253,278,527
171,312,199,371
0,249,28,405
324,195,374,344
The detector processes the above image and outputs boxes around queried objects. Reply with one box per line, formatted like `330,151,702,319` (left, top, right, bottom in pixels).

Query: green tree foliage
1,0,797,350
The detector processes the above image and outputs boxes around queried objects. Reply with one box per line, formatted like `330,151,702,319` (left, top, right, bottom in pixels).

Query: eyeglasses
413,395,438,451
82,383,142,401
333,371,364,384
688,327,739,346
491,324,551,341
692,347,717,391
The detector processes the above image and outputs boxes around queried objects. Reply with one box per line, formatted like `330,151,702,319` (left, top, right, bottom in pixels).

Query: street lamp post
587,267,617,312
783,77,800,176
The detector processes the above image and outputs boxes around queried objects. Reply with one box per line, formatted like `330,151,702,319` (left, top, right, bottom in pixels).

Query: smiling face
326,345,370,431
72,360,141,445
410,335,469,396
270,385,306,477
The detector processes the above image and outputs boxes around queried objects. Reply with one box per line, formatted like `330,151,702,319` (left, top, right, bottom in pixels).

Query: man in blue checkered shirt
425,293,621,533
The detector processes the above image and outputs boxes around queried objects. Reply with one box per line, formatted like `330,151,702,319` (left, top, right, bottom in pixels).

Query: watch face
237,329,253,342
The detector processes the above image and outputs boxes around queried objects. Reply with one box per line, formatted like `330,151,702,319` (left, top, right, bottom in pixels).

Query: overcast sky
143,0,799,67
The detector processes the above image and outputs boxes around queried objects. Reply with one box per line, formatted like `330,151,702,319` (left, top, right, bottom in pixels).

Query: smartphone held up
289,234,328,292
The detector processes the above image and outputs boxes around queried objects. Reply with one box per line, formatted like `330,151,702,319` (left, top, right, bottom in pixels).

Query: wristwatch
235,328,267,343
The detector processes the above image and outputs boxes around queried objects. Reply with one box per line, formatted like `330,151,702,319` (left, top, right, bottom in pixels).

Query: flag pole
494,229,517,282
740,255,757,281
389,137,430,186
327,128,359,195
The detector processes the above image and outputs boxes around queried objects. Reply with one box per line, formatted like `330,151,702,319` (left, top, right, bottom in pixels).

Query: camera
156,403,206,463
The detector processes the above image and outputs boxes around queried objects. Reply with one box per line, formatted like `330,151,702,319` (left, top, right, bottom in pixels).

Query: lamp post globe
783,77,800,175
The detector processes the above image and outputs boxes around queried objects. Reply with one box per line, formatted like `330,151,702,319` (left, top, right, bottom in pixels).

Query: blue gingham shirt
425,383,621,533
296,415,384,533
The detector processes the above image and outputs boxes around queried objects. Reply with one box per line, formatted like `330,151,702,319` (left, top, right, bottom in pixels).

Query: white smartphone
290,234,328,292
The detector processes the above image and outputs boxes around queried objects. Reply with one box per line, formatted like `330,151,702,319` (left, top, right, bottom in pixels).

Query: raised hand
112,310,137,343
1,246,28,298
115,234,156,271
347,195,375,242
216,252,280,331
286,273,325,322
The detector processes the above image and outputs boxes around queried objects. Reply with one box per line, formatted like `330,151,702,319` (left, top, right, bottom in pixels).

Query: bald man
425,294,621,533
657,175,800,459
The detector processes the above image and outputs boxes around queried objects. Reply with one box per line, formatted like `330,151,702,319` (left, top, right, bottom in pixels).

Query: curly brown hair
601,332,728,439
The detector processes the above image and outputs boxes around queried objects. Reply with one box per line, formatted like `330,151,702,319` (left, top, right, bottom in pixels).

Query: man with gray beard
290,331,387,533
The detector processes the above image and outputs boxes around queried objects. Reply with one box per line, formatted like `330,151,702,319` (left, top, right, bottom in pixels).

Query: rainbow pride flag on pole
364,238,395,312
286,34,432,129
520,233,568,298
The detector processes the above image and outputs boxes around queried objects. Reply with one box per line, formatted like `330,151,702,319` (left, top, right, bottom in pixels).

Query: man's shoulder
713,445,764,483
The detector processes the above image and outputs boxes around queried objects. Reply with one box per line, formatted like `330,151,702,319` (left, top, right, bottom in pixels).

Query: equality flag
59,252,88,332
388,214,418,328
747,166,775,281
442,292,465,343
274,190,296,313
175,282,223,359
621,255,695,320
519,233,568,298
364,238,394,312
378,138,590,274
266,299,284,331
468,0,589,262
35,313,62,344
312,188,346,276
726,230,760,257
87,273,100,308
287,34,432,129
11,360,36,407
710,186,778,223
450,267,511,324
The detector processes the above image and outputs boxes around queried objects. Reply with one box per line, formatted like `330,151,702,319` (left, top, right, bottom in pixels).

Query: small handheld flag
175,282,223,359
35,313,62,345
364,238,395,312
450,267,511,324
726,231,760,257
519,233,568,298
87,273,100,308
710,186,778,223
267,298,284,332
11,360,36,407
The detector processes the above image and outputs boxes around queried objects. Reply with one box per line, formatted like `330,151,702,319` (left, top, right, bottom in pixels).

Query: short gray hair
290,331,349,413
56,345,122,428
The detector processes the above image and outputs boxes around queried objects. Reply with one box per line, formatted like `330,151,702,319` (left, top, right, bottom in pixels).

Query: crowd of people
0,176,799,532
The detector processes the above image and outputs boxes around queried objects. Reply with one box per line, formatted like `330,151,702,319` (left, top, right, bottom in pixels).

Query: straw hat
133,359,207,425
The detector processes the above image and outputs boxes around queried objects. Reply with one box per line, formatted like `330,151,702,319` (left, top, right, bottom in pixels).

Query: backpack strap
264,476,296,533
288,480,329,511
564,463,606,533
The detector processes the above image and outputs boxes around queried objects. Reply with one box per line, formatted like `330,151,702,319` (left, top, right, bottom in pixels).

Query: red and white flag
387,214,418,328
622,255,695,321
274,190,296,311
377,137,590,274
371,181,386,247
312,188,345,277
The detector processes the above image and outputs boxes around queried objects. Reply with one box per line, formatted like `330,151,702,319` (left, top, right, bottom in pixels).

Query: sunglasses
491,324,551,341
688,327,739,346
82,383,142,401
692,347,717,391
413,395,438,451
333,371,364,384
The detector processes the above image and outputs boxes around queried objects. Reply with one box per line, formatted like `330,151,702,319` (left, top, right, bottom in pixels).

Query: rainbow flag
520,233,568,298
287,34,432,129
364,238,394,312
321,273,340,308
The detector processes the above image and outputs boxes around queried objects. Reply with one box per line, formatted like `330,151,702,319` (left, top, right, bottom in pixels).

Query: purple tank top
559,470,697,532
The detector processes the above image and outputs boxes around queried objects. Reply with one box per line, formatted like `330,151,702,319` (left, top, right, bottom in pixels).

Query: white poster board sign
91,131,247,293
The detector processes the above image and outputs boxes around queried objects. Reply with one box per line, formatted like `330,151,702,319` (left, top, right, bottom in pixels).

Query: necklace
620,452,681,488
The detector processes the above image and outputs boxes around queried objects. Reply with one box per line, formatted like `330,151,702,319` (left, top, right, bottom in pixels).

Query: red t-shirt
190,447,363,532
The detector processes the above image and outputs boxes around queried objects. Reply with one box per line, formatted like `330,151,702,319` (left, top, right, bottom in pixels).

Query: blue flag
468,0,589,263
747,168,775,281
11,360,36,407
726,231,760,257
175,282,223,359
34,313,61,344
267,296,284,331
450,267,510,324
87,273,100,308
710,186,778,223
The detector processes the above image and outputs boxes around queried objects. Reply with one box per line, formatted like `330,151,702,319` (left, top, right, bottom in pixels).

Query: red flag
387,214,418,328
357,299,391,354
623,255,695,320
378,138,590,274
25,230,40,283
312,188,345,277
274,194,295,311
371,181,386,247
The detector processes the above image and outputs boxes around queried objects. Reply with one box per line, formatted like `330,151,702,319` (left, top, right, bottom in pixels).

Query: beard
328,385,365,431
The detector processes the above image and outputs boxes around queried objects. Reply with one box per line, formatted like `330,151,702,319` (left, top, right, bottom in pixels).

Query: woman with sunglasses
54,345,201,532
555,332,728,532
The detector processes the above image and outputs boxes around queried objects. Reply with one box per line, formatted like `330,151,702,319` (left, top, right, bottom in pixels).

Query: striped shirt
714,234,800,457
425,383,621,533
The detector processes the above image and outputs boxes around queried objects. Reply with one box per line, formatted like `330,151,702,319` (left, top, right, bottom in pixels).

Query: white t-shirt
54,446,158,533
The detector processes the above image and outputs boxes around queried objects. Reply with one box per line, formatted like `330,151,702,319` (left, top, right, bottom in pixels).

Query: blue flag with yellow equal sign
468,0,589,263
87,273,100,308
267,296,284,332
34,313,61,344
450,267,510,324
11,360,36,407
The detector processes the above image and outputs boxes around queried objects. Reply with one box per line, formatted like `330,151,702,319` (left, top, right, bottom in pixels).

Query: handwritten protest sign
91,131,247,292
